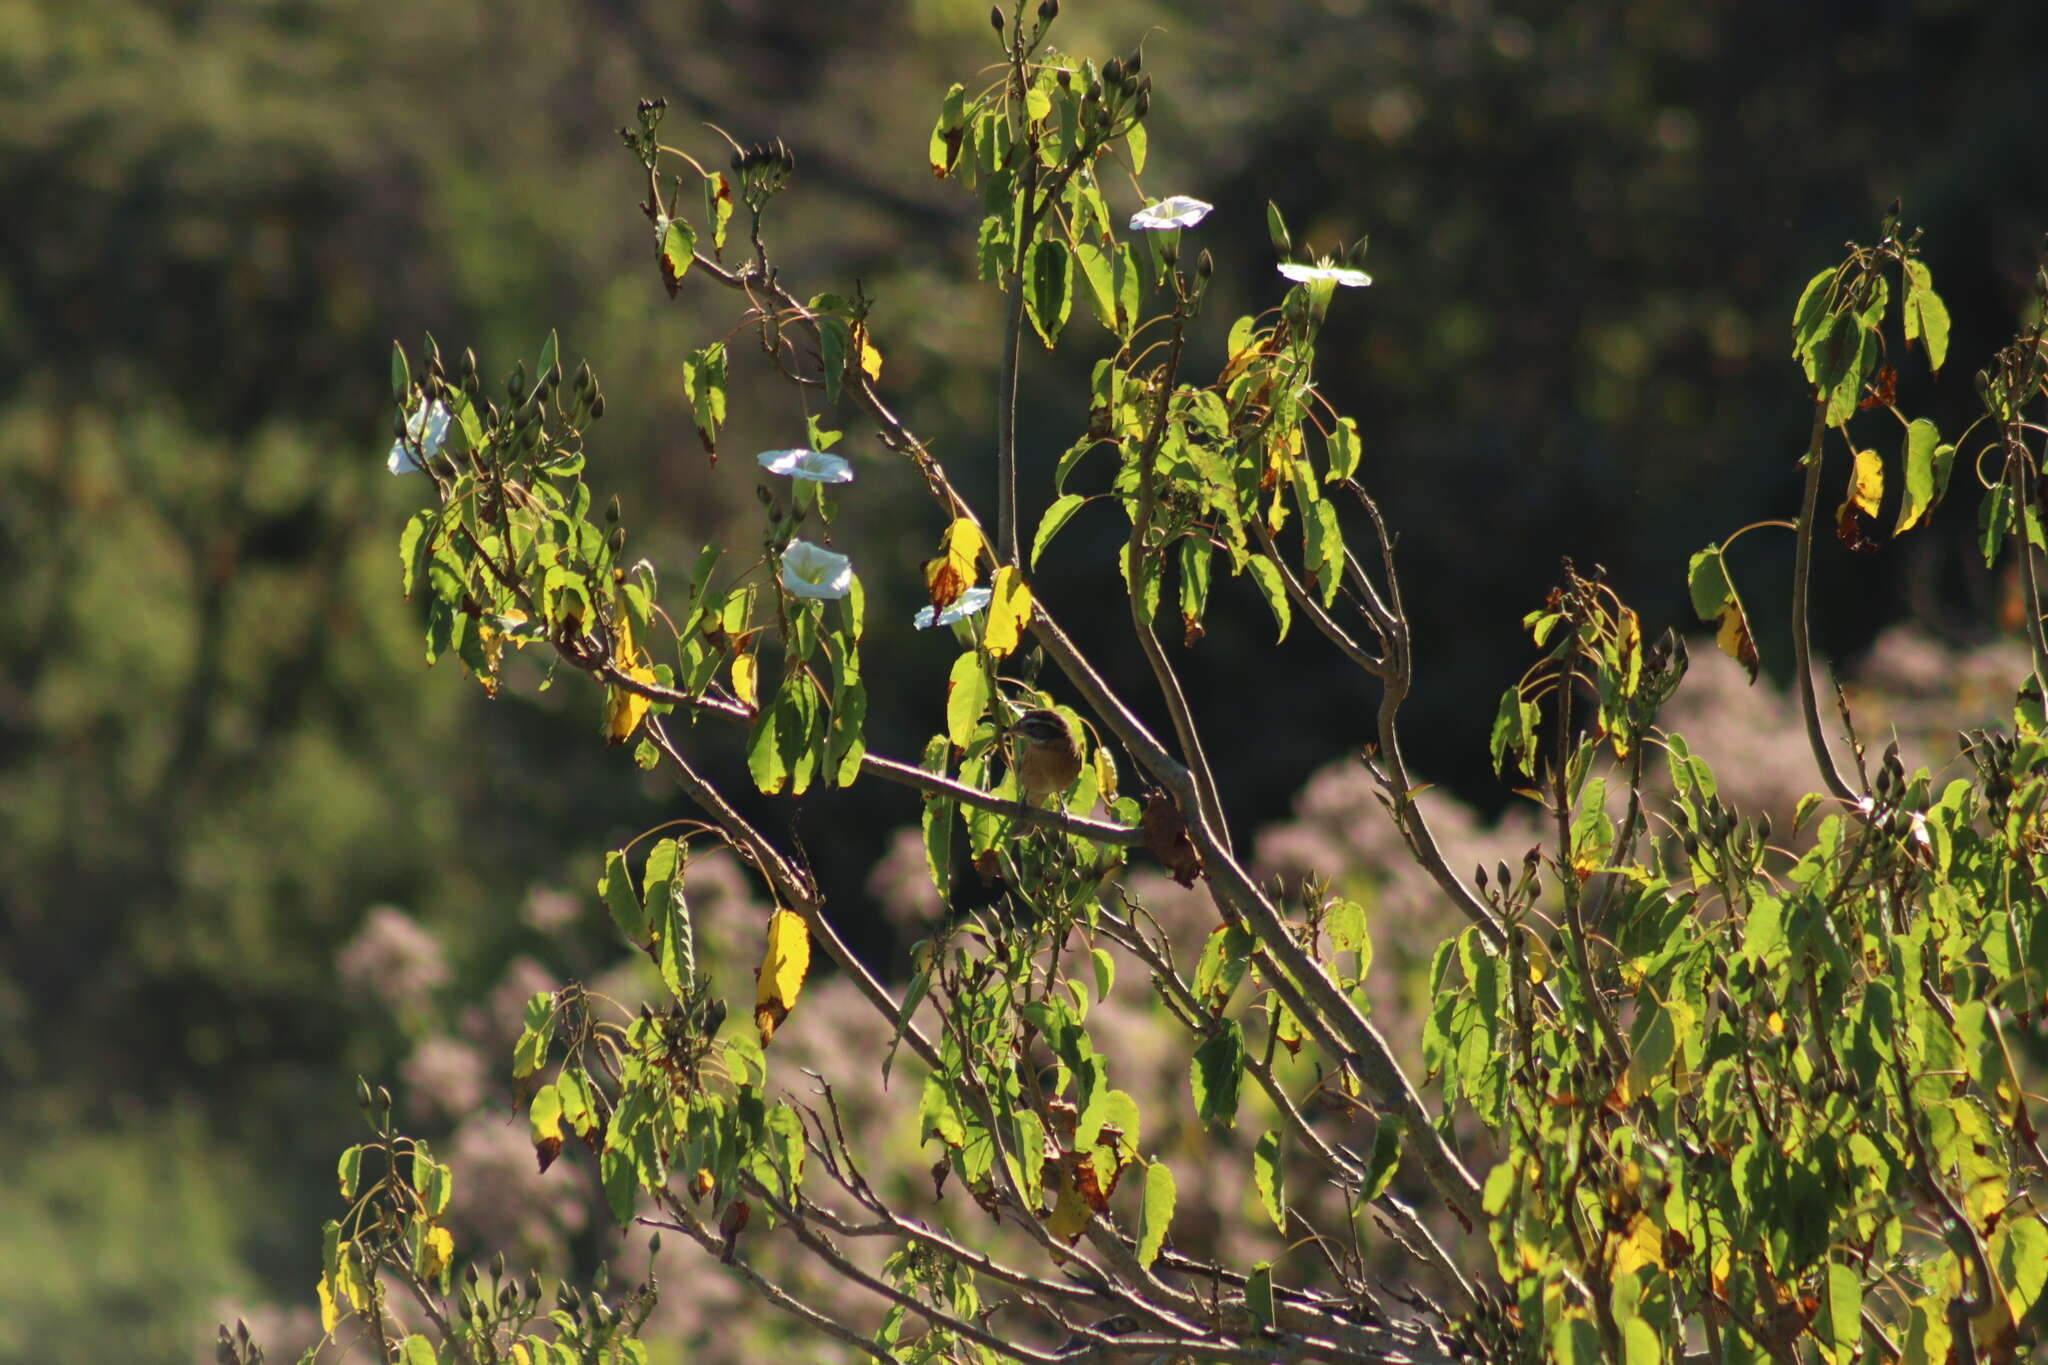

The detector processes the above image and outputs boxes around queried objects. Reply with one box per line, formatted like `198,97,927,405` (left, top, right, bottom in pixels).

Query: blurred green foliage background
3,0,2044,1359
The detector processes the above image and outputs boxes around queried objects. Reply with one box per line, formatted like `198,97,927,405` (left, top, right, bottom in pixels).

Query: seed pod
1103,57,1123,86
1133,88,1150,119
1196,248,1214,280
990,4,1004,33
590,393,606,420
1038,0,1058,22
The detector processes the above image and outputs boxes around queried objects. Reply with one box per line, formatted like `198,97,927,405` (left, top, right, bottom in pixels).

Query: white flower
387,400,450,475
757,448,854,483
1278,261,1373,288
1129,196,1213,231
779,541,854,600
912,585,992,630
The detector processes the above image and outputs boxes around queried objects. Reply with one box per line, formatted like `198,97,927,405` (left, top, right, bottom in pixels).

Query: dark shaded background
3,0,2044,1357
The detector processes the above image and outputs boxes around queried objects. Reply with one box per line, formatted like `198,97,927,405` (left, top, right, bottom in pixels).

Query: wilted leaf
530,1084,564,1173
926,518,987,613
1142,790,1202,886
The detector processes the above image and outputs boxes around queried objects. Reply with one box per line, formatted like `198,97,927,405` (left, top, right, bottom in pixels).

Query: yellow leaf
854,321,883,382
1046,1178,1094,1241
1610,1210,1665,1276
603,613,657,744
317,1275,340,1334
1713,596,1759,683
984,566,1034,657
1848,448,1884,517
754,908,812,1045
732,651,759,710
924,518,987,612
337,1242,370,1311
421,1225,454,1280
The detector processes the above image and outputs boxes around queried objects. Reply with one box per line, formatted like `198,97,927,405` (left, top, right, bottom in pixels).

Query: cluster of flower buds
732,138,796,211
617,96,669,170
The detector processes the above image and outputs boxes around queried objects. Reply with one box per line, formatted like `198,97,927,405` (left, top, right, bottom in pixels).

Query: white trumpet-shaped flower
1278,261,1373,288
779,540,855,600
912,585,992,630
1129,196,1213,231
757,448,854,483
387,400,450,475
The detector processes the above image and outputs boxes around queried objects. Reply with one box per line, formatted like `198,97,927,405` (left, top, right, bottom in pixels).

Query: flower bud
1196,248,1214,280
590,393,606,420
1126,48,1142,75
1133,88,1150,119
1103,57,1124,86
1038,0,1058,22
990,4,1004,33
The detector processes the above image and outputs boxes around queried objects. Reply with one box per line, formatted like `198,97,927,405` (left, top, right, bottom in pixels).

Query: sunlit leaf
983,566,1033,657
658,218,696,297
1252,1130,1284,1231
754,908,811,1045
1137,1161,1175,1267
1835,447,1886,553
1686,544,1759,683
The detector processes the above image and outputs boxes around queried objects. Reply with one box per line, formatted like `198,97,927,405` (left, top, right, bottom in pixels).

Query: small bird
1008,707,1083,804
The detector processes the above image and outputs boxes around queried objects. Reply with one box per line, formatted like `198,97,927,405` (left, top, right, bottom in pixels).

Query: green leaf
1252,1130,1285,1231
659,219,697,297
1325,417,1361,482
398,509,436,599
601,1147,637,1224
1178,537,1213,646
1244,555,1291,641
1894,418,1942,535
1981,483,2014,567
1363,1118,1402,1199
1032,493,1089,568
920,737,955,901
398,1336,437,1365
536,330,559,384
389,342,410,403
1903,259,1950,373
337,1145,363,1200
1123,120,1147,175
1073,241,1118,334
825,678,867,787
1026,239,1073,349
1091,947,1115,1000
1190,1020,1245,1128
1111,244,1141,334
1137,1161,1175,1267
929,83,967,176
1551,1318,1602,1365
816,315,850,405
1792,267,1837,360
946,652,989,750
703,172,734,253
1265,201,1292,259
748,677,791,794
1623,999,1680,1101
601,850,647,947
682,342,728,460
1304,500,1344,606
1992,1218,2048,1323
1823,1262,1861,1363
1244,1263,1274,1327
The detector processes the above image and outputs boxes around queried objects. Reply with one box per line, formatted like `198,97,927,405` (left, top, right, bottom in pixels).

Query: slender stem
1792,403,1857,804
1551,660,1627,1068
